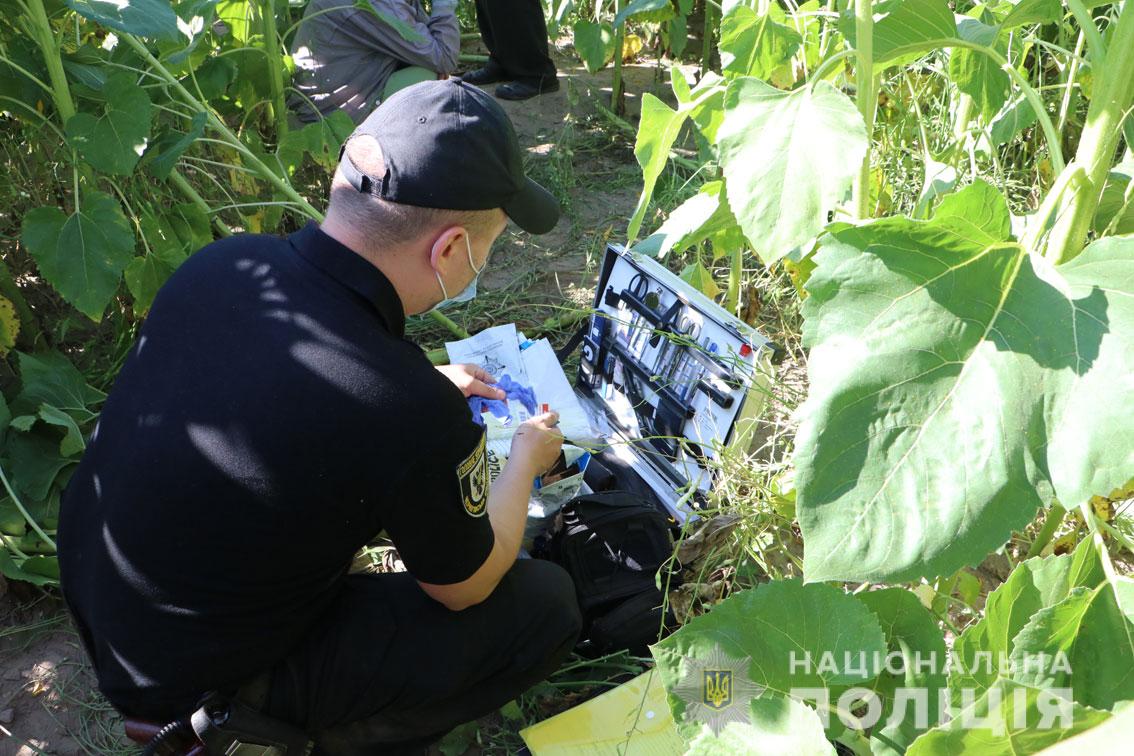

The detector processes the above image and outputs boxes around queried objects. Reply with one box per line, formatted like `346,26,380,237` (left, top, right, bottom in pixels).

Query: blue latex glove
468,373,538,426
497,374,537,416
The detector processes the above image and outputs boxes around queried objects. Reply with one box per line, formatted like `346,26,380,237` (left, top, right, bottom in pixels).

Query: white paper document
445,323,528,385
445,325,597,456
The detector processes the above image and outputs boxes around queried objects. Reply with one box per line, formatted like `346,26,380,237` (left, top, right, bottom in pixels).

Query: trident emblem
702,670,733,710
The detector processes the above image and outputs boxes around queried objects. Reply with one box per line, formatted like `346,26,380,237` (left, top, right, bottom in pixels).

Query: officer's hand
436,363,505,400
510,412,563,476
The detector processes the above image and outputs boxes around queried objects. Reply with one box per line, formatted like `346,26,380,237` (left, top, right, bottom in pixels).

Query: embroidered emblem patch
456,431,489,517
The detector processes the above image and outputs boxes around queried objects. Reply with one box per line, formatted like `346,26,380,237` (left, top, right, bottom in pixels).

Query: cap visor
503,177,560,234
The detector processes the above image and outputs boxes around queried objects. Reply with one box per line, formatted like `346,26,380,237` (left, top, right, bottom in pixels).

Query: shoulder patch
456,430,489,517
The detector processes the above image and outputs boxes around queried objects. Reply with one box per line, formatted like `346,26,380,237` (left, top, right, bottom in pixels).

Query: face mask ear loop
435,269,450,301
465,233,484,276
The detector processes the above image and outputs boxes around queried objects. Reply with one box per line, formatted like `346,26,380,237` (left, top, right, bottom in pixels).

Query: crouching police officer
57,79,582,755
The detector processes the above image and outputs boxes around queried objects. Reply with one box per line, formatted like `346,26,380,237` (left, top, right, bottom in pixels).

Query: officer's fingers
472,365,497,384
468,378,506,400
531,411,559,429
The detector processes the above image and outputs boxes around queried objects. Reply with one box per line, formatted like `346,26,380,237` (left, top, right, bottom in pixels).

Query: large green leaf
185,56,238,101
717,77,866,264
652,580,887,746
140,204,204,266
666,14,689,58
5,430,73,501
65,73,153,175
66,0,181,41
0,550,59,587
912,158,959,219
950,17,1010,120
124,203,196,309
37,404,86,457
167,0,219,65
635,181,740,259
167,201,212,252
907,679,1111,754
215,0,253,43
1000,0,1064,29
683,695,834,755
685,72,727,144
680,261,721,300
21,191,136,320
627,94,695,242
949,541,1105,706
858,588,948,755
792,0,827,71
614,0,675,27
0,35,49,121
125,255,176,313
985,95,1039,149
572,19,616,74
796,181,1134,582
15,351,105,417
0,496,26,537
275,114,353,176
1036,703,1134,753
141,111,205,180
1093,160,1134,236
1010,577,1134,710
625,66,727,238
841,0,957,65
304,110,356,171
719,6,801,80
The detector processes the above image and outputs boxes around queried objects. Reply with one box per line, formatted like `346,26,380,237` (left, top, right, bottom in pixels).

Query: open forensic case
573,244,776,523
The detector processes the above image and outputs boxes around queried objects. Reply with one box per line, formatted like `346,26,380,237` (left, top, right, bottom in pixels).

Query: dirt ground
0,46,687,755
0,583,114,755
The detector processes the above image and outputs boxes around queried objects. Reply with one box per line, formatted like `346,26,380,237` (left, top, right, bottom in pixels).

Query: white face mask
430,234,484,312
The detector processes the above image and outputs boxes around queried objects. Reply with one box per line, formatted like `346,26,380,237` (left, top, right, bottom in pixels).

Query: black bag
551,491,677,655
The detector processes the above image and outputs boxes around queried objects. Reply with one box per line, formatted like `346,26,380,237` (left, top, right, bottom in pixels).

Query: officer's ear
428,225,468,273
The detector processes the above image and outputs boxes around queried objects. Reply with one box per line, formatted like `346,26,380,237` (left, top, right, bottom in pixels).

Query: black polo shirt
57,222,495,718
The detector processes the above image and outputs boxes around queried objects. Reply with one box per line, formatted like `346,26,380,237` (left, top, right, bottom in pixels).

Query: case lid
574,244,774,520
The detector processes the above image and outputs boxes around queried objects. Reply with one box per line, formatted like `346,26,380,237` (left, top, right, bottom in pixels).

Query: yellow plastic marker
520,670,683,755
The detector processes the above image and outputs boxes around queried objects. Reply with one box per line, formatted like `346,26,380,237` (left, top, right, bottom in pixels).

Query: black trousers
474,0,557,82
259,559,581,755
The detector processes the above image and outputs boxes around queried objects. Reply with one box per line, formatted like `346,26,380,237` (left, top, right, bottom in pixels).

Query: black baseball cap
338,79,560,234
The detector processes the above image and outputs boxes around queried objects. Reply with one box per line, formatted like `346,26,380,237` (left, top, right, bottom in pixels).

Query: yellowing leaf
622,33,644,61
0,295,18,356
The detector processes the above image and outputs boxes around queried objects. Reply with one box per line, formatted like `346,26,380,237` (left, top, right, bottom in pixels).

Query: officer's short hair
328,136,504,248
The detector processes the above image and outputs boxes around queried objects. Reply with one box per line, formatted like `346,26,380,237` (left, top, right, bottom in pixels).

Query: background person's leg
472,0,556,84
472,0,500,70
382,67,440,100
261,559,581,755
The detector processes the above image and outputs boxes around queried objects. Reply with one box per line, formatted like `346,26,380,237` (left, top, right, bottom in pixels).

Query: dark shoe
459,61,509,86
495,76,560,101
